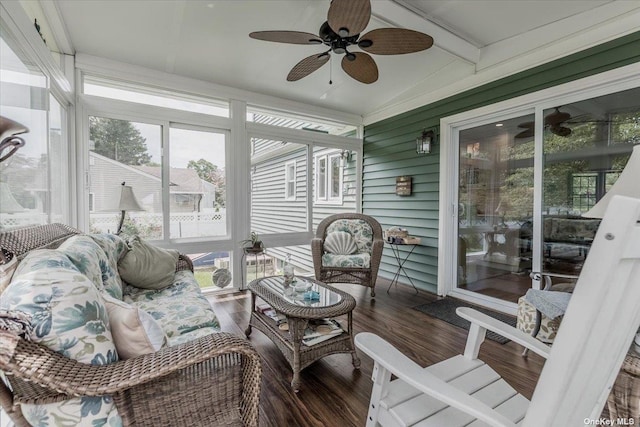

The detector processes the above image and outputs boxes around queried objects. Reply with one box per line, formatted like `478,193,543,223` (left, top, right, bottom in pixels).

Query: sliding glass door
457,114,535,303
443,76,640,312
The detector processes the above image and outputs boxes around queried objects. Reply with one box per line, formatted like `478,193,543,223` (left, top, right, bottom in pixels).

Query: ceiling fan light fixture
346,52,356,61
338,27,349,37
334,46,346,54
358,39,373,48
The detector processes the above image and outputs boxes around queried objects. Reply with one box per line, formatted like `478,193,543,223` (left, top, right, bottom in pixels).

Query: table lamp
116,182,144,234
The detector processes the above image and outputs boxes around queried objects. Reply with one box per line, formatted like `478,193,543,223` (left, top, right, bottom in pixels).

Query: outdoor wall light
416,128,437,154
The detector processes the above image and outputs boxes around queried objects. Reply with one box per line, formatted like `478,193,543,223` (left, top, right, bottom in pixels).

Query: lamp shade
0,182,25,213
118,183,144,211
583,144,640,218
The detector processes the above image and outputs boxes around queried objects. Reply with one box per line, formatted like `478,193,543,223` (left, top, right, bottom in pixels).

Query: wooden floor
208,279,546,427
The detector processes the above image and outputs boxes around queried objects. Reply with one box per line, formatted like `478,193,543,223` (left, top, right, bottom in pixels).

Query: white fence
90,211,227,238
0,211,226,239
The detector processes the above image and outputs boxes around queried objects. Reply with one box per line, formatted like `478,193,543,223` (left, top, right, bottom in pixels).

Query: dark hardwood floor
208,279,545,427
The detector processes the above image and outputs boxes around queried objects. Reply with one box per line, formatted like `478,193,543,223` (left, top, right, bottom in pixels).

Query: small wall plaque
396,176,412,196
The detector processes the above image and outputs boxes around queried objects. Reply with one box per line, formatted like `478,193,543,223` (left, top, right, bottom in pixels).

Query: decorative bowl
294,282,312,293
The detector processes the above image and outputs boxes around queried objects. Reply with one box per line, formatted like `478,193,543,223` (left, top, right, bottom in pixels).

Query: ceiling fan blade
287,53,330,81
358,28,433,55
518,121,534,130
249,31,322,45
328,0,371,37
545,107,571,126
550,125,572,137
341,52,378,84
515,129,534,139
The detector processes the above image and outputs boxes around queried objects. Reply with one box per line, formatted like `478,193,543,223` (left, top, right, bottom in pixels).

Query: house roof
135,166,212,195
36,1,640,122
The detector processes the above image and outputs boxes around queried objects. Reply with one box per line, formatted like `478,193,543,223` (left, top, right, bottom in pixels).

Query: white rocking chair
356,195,640,427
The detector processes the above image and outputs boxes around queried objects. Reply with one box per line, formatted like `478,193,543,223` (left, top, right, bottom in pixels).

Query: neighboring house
89,152,216,213
251,144,356,274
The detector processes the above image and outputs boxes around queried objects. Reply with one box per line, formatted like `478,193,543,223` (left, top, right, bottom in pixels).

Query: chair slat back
524,195,640,426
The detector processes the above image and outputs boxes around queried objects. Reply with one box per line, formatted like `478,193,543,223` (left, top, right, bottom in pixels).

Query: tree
187,158,226,207
89,117,151,165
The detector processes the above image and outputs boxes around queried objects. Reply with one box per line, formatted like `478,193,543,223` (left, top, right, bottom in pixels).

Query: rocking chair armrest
1,331,260,397
355,332,517,427
456,307,551,359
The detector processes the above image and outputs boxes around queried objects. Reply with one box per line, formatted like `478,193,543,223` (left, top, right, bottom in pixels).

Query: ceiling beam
371,0,479,65
39,0,74,54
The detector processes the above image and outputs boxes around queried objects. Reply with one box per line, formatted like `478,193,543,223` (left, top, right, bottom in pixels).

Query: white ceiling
46,0,640,121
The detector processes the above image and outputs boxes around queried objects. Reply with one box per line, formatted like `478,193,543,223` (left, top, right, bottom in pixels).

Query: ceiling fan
515,107,572,139
249,0,433,84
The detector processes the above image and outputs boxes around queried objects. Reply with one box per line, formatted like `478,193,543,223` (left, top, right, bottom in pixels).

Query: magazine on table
302,319,343,346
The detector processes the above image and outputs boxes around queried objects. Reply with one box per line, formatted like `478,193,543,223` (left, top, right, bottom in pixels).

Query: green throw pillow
118,236,179,290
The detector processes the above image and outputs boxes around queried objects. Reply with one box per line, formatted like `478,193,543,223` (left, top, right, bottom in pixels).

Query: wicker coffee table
245,275,360,391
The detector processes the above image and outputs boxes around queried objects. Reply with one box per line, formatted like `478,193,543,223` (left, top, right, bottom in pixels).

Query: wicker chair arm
1,331,259,397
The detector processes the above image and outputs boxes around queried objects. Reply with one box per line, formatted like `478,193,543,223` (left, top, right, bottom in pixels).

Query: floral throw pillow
0,249,122,426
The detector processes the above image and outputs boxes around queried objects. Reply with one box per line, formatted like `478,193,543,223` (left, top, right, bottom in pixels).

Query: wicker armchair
311,213,383,297
0,224,261,427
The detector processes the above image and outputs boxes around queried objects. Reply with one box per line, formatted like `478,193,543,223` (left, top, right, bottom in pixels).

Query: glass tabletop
257,276,342,308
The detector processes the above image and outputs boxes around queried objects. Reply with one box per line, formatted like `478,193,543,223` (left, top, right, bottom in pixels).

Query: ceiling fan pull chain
329,54,333,85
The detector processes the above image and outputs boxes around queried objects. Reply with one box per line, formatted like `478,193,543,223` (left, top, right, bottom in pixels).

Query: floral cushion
59,235,124,300
123,270,220,339
0,249,122,427
322,253,371,268
326,219,373,254
168,326,220,346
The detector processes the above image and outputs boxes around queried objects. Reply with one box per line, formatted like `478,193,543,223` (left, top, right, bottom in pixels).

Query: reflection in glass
457,115,534,303
541,87,640,275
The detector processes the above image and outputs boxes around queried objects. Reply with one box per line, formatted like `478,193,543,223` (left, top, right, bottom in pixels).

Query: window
285,161,296,200
84,75,229,117
169,126,227,239
317,156,327,200
0,30,70,229
315,153,342,204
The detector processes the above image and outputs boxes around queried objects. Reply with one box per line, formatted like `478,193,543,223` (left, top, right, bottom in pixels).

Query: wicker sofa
0,224,261,427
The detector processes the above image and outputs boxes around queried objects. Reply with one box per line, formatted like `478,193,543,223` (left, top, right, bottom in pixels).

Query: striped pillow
324,231,358,255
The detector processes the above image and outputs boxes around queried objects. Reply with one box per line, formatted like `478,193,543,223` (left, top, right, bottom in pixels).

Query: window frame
284,160,296,200
315,152,343,205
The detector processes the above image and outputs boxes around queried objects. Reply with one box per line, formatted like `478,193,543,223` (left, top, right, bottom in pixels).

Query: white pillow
323,231,358,255
101,293,167,359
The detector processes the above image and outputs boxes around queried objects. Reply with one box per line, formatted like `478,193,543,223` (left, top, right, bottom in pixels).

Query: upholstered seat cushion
124,270,220,339
322,253,371,268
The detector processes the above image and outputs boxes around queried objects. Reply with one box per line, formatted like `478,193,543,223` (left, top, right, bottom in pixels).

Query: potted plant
241,231,264,253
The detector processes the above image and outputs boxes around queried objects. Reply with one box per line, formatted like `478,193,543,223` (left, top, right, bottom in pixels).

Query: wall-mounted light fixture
341,149,353,162
416,128,437,155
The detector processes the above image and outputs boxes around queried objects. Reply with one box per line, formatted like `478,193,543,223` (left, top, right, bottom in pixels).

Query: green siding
362,31,640,293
